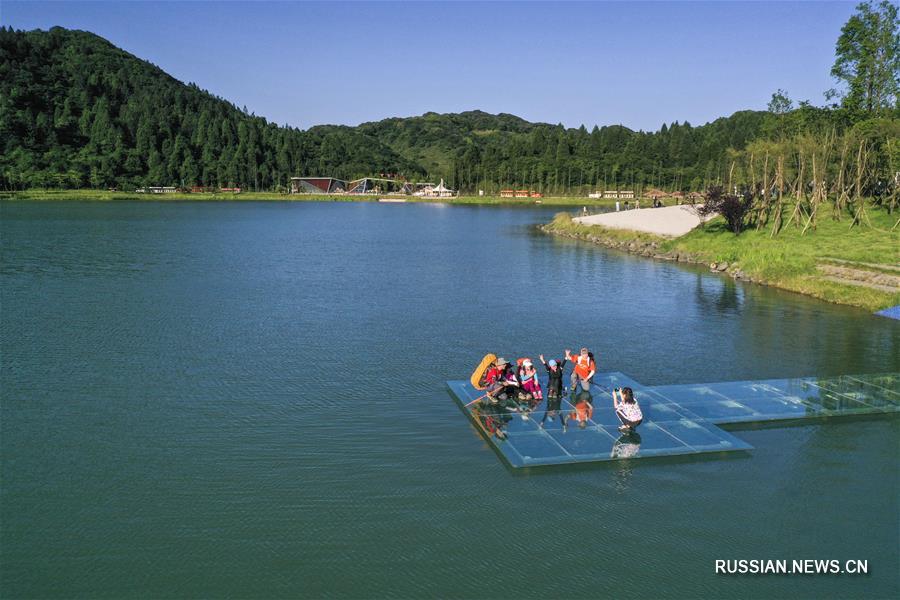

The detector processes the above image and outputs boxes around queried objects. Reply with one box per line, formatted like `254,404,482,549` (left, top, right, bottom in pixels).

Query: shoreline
0,189,634,208
4,190,896,313
540,212,900,314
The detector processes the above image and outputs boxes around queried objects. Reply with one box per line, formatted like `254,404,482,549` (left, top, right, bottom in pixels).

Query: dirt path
816,264,900,293
574,205,716,237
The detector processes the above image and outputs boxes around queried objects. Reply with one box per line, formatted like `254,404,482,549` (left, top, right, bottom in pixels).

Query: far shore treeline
1,1,898,195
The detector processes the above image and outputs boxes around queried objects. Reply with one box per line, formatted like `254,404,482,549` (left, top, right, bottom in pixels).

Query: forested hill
353,111,538,174
0,27,421,190
1,27,897,193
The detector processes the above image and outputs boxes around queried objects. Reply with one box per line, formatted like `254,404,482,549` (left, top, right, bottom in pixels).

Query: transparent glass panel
647,384,729,404
587,406,626,428
547,427,616,457
555,409,601,430
751,377,821,398
812,376,900,408
534,408,569,432
499,411,542,434
696,380,794,402
659,419,751,451
787,386,879,414
592,371,647,392
668,399,757,422
732,395,819,421
447,380,482,406
601,422,690,457
622,388,676,408
848,373,900,397
505,432,571,465
609,435,643,459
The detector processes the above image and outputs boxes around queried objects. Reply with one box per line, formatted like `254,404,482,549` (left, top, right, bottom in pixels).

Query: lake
2,201,898,598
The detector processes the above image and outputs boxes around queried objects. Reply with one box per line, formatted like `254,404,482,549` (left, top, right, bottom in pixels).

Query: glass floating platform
447,372,900,468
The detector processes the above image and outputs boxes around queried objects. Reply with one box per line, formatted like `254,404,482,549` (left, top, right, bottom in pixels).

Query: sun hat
495,357,508,366
522,359,533,367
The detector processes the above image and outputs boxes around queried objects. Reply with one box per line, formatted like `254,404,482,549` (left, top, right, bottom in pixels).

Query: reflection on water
612,431,643,459
694,272,744,314
611,432,642,493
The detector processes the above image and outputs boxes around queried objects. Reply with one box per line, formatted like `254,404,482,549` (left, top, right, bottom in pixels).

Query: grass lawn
670,208,899,310
545,206,900,312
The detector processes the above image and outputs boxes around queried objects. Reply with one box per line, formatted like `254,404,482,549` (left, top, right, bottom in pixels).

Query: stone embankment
538,223,762,284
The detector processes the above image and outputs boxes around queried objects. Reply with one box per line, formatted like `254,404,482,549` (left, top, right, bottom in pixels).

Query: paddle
465,393,489,407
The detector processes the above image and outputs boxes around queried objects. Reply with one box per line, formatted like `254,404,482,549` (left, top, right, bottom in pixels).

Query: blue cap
548,359,557,367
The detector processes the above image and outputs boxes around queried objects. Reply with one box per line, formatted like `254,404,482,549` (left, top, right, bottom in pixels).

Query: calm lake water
2,201,898,599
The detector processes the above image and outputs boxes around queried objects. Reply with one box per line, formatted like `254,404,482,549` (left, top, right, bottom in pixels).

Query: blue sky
3,1,856,132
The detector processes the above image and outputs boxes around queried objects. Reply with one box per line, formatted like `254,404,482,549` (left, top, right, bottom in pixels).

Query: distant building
418,179,456,198
600,190,634,199
291,176,416,195
290,177,347,194
501,189,541,199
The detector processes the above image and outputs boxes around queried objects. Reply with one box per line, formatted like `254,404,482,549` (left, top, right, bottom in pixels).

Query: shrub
697,186,755,234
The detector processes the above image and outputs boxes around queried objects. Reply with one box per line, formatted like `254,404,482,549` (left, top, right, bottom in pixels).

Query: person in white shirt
613,386,643,433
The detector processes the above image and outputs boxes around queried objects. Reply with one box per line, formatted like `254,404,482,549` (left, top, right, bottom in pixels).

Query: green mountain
0,27,421,190
1,27,896,193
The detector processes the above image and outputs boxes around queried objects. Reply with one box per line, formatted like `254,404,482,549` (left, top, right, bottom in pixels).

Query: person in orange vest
565,347,596,393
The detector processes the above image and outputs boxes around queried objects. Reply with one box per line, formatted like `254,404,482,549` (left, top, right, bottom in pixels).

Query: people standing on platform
540,354,566,399
566,347,596,393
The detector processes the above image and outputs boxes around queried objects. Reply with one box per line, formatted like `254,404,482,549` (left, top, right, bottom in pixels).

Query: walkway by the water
575,204,716,237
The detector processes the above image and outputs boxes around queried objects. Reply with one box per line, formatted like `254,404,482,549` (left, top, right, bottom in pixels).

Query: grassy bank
543,208,900,312
0,189,633,207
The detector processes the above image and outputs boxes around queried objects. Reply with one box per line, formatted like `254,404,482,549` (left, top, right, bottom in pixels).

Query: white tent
430,179,455,197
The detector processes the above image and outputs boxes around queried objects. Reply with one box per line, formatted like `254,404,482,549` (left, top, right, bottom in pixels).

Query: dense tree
767,89,794,115
829,0,900,113
1,24,898,194
0,27,420,190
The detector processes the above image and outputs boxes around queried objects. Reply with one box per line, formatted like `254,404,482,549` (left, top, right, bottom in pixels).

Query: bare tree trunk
770,155,785,237
788,150,807,228
834,141,849,220
757,152,770,231
849,142,870,229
